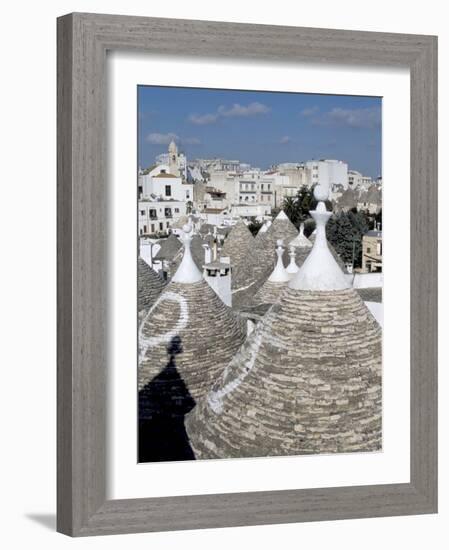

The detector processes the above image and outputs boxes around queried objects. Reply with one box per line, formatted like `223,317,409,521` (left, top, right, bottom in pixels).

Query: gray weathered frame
57,12,438,536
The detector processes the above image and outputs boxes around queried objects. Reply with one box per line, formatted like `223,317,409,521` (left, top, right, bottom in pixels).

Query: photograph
137,86,383,463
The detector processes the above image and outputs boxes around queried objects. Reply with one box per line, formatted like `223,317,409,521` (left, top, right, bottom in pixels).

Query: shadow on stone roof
139,335,196,463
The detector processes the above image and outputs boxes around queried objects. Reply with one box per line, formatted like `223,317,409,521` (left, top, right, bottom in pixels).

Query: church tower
168,139,180,177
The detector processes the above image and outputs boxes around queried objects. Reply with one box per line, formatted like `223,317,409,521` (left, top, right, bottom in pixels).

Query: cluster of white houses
138,141,382,237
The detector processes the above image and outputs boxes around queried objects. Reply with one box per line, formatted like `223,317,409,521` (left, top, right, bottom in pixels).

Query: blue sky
138,86,382,178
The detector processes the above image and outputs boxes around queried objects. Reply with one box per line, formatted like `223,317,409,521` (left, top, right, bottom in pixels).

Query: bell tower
168,139,180,177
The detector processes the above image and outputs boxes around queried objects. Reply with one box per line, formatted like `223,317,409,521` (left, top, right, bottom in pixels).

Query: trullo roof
138,257,167,318
138,223,246,421
186,184,382,458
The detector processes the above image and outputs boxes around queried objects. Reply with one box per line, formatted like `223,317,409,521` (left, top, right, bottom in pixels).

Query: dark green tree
247,218,263,236
327,210,369,268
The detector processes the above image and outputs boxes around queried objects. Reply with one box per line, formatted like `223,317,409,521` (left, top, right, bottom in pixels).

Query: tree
281,185,332,229
327,210,370,268
247,218,263,236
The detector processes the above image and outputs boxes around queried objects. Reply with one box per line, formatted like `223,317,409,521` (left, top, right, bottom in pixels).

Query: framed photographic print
57,13,438,536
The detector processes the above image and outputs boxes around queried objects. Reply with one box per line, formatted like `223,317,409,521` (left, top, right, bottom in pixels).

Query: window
175,208,180,213
261,184,264,191
367,247,371,254
149,209,157,219
151,224,155,233
159,222,163,231
165,208,172,218
165,185,172,197
143,225,147,233
268,184,271,190
140,210,145,216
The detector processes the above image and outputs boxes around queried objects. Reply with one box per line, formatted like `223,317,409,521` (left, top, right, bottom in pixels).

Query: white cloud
146,132,179,145
217,102,270,118
300,106,319,117
188,102,270,125
146,132,201,146
280,136,291,144
310,106,381,129
188,113,219,125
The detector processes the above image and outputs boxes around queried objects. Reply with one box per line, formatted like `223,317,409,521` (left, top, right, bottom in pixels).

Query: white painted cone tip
286,246,299,276
289,200,350,291
172,223,203,284
268,240,290,283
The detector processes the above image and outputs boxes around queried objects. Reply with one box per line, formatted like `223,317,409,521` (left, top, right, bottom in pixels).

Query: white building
138,199,187,236
138,160,194,236
138,164,193,202
305,159,348,190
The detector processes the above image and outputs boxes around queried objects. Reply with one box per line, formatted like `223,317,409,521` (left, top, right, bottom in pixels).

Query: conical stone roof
232,212,298,308
186,185,382,458
253,240,290,306
138,257,167,317
154,233,182,262
186,286,382,458
139,224,246,421
221,220,254,282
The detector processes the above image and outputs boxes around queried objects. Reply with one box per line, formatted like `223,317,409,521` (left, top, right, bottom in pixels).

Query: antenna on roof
172,223,203,284
289,183,349,291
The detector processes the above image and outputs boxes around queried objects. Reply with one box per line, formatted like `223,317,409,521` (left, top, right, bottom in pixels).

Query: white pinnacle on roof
172,223,203,284
268,240,290,283
289,184,350,291
286,245,300,278
289,223,312,248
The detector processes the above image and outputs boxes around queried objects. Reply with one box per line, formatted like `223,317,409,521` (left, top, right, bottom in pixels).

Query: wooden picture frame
57,12,438,536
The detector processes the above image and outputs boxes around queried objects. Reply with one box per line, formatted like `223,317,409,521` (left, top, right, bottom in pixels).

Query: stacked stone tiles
232,212,298,308
138,257,167,318
221,219,254,286
138,278,247,420
252,280,287,306
186,286,382,458
154,233,182,267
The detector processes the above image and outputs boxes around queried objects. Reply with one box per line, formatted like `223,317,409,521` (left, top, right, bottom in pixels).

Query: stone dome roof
154,233,182,262
138,257,167,317
232,212,298,308
186,286,382,458
253,240,290,306
139,279,247,420
221,219,254,280
186,187,381,459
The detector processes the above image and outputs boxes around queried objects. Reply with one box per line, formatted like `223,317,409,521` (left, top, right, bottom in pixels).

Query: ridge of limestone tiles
232,212,298,308
185,286,382,458
138,257,167,317
221,219,254,278
154,233,182,261
138,278,247,420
